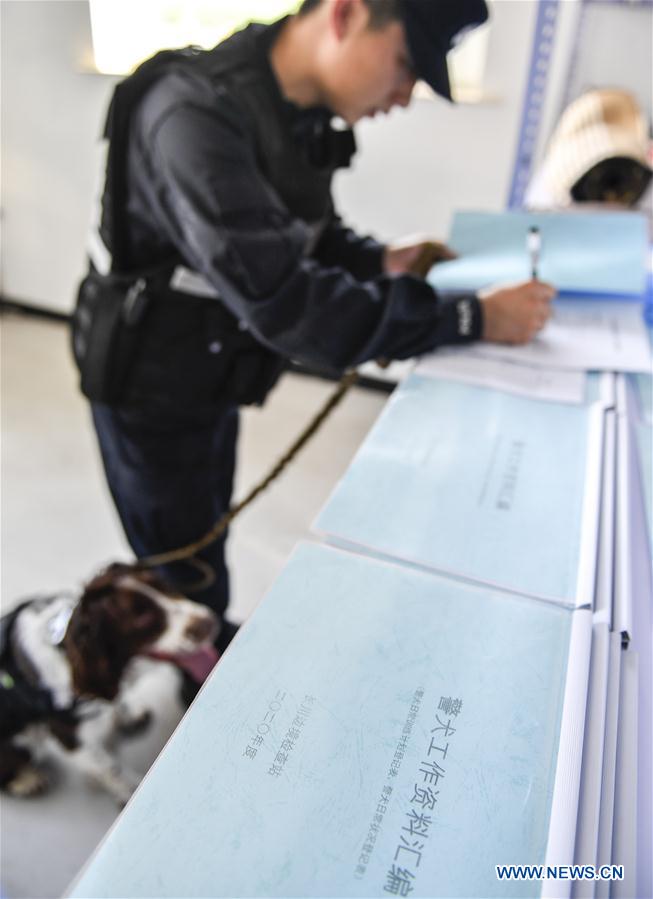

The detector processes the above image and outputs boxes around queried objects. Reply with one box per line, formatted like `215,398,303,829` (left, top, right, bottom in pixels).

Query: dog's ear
64,595,128,701
83,562,133,596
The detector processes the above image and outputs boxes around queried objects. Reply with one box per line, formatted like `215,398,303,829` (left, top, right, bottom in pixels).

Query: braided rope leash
136,369,360,574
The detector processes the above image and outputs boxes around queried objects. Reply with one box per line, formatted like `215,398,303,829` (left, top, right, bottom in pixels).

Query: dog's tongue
174,645,220,682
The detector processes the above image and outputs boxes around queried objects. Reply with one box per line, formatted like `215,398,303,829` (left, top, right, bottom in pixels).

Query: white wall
1,1,117,313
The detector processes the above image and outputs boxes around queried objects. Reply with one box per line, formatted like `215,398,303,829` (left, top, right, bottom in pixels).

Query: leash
136,369,360,586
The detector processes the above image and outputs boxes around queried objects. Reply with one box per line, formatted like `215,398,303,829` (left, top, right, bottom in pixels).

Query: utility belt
71,267,285,409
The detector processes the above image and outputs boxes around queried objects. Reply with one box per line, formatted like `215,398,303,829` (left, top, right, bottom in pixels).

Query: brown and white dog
0,564,220,805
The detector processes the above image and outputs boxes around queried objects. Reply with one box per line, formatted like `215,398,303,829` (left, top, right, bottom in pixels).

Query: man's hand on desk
478,280,556,345
384,238,456,278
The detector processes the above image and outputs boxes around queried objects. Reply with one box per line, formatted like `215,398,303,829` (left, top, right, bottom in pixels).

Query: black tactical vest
101,19,356,272
74,20,356,410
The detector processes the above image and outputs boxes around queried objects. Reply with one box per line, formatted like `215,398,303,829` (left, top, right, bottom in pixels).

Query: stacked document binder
315,373,604,607
313,364,650,898
70,543,592,899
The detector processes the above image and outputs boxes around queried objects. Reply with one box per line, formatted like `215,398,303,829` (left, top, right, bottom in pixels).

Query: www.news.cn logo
496,864,624,882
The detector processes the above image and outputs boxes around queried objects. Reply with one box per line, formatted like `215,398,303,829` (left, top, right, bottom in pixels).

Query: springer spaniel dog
0,564,220,805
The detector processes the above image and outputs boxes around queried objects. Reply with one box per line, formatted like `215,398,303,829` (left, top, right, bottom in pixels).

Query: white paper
621,382,653,898
571,623,610,899
598,373,616,410
415,347,586,405
593,411,616,626
543,609,593,899
614,414,634,642
614,373,631,418
473,299,652,374
595,633,622,899
610,650,639,899
575,406,606,609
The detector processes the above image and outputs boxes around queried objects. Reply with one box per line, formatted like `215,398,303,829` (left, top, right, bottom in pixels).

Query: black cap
398,0,489,101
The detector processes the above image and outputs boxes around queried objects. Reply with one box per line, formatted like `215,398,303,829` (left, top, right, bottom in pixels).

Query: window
89,0,299,76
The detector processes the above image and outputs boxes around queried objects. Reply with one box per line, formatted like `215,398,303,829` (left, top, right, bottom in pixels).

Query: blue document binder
427,210,649,296
315,374,603,605
69,543,590,898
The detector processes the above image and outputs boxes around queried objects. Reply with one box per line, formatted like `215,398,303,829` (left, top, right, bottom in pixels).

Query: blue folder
315,374,602,605
70,542,588,898
427,210,649,297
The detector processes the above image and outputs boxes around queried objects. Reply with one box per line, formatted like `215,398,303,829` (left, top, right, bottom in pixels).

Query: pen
527,226,541,280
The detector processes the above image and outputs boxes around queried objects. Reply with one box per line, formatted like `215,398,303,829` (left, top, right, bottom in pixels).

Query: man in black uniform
72,0,554,657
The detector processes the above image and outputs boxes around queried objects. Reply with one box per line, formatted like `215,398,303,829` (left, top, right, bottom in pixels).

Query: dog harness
0,599,76,741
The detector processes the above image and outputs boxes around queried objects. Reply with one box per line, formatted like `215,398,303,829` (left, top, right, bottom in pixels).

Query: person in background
72,0,555,665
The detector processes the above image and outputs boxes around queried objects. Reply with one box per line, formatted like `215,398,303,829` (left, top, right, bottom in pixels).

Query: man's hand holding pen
480,225,554,345
478,279,556,344
385,226,555,345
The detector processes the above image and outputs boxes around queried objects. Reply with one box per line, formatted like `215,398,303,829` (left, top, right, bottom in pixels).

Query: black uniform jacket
81,19,482,409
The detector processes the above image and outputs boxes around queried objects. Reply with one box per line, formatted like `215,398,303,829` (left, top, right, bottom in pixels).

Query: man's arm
381,239,555,341
314,225,555,343
312,216,386,282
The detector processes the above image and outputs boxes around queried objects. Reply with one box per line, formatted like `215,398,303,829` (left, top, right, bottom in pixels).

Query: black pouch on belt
71,270,150,403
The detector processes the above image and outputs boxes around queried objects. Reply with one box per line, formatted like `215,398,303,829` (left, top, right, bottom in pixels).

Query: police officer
72,0,554,659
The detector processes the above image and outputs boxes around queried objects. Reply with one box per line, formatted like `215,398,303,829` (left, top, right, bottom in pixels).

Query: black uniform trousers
91,400,239,618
